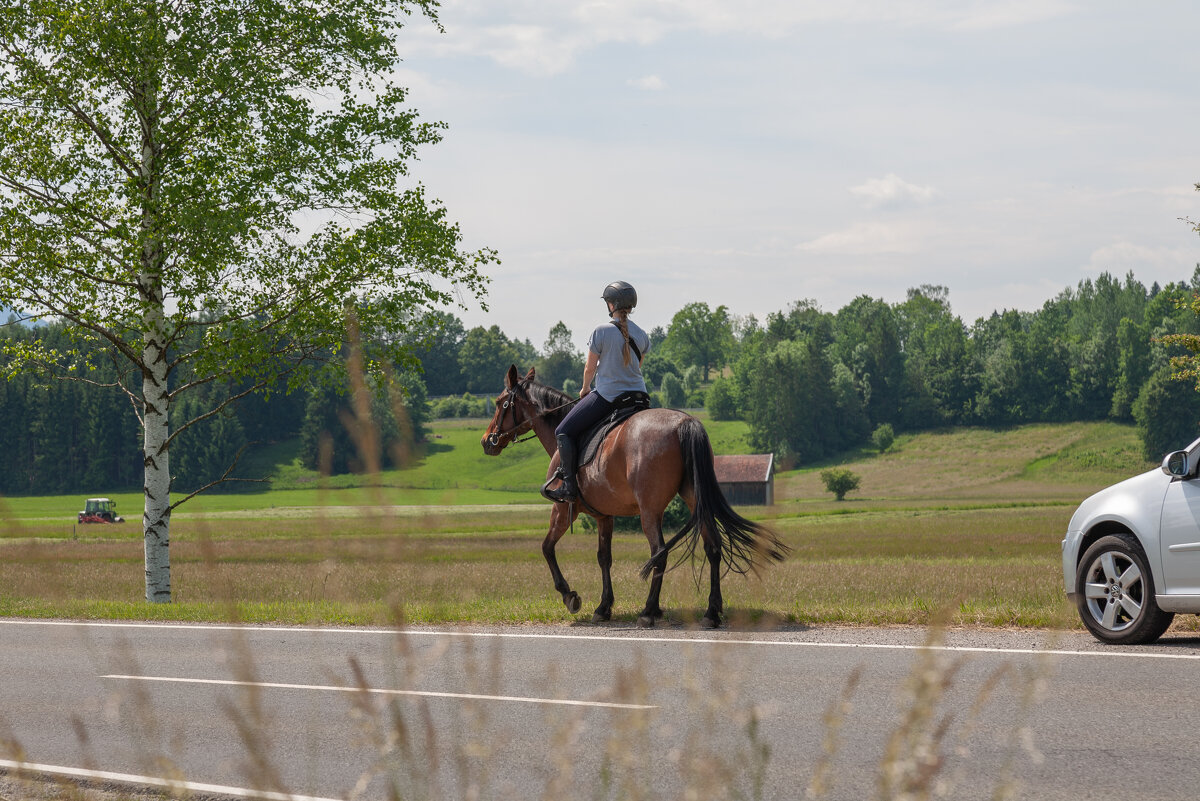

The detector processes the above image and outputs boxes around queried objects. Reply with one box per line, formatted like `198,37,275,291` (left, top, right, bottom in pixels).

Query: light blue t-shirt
587,319,650,401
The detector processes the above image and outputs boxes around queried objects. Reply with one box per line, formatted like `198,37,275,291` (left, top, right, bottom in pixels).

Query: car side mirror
1163,450,1190,478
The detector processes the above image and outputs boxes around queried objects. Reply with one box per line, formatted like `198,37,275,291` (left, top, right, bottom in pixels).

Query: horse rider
544,281,652,503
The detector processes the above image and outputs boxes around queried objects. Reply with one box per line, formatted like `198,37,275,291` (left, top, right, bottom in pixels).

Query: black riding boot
544,434,579,503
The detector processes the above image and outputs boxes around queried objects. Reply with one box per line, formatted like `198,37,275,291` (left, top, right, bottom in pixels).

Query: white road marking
5,618,1200,660
0,758,342,801
102,674,657,710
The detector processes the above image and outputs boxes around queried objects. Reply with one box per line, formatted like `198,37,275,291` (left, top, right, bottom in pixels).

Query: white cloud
575,0,1079,40
627,75,667,91
946,0,1079,30
477,25,581,76
389,1,1200,347
1087,241,1199,275
402,0,1080,76
850,174,938,210
795,222,929,256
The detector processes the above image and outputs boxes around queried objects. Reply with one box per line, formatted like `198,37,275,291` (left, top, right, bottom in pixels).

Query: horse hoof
636,615,656,628
591,612,610,624
565,592,582,614
700,615,720,629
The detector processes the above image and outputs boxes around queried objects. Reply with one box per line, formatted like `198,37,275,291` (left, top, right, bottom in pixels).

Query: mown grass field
0,416,1180,631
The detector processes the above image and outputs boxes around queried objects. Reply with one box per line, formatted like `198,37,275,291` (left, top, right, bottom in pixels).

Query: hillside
776,420,1153,509
0,418,1153,526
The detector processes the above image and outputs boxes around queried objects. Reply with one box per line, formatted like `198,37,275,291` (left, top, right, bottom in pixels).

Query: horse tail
640,416,789,580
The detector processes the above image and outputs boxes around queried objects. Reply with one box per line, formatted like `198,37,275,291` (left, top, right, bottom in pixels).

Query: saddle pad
578,405,644,469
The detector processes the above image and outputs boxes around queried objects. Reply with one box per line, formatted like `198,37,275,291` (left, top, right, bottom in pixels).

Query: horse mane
524,380,574,428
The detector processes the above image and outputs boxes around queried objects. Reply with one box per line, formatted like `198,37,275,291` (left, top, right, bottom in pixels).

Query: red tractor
78,497,124,524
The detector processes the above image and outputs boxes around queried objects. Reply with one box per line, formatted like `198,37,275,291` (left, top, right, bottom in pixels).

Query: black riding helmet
602,281,637,313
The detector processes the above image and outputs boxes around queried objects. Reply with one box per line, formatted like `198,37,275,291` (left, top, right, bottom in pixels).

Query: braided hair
613,309,632,366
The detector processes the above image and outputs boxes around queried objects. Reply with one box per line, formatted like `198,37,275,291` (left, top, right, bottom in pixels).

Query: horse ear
525,366,536,383
505,364,520,389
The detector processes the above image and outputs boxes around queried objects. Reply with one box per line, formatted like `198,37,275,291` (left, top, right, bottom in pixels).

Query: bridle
485,381,580,449
486,382,537,448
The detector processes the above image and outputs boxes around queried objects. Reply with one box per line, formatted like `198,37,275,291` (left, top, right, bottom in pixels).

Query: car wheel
1076,533,1174,645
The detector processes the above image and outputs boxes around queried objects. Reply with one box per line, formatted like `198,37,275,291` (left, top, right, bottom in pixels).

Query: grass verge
0,419,1164,630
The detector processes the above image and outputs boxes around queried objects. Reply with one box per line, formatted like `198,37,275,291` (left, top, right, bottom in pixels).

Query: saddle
577,391,651,469
539,391,652,505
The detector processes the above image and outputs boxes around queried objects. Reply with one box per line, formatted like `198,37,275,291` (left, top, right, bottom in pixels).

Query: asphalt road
3,619,1200,800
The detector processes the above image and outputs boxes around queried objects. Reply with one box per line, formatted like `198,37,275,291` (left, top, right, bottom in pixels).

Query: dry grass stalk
0,329,1076,800
805,665,863,800
875,635,963,801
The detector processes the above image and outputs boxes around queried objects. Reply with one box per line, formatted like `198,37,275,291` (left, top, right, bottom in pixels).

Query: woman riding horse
481,284,788,627
544,280,651,503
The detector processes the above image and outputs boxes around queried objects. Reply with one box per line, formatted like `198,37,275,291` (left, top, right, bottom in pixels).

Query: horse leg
542,503,582,615
592,516,615,623
637,509,668,628
701,530,723,629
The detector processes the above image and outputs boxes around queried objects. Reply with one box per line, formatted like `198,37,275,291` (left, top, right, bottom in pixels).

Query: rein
486,382,581,448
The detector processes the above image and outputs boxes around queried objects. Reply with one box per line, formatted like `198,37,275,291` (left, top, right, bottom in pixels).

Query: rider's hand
579,386,590,399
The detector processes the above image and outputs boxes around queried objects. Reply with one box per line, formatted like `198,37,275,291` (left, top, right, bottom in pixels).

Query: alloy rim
1083,550,1144,632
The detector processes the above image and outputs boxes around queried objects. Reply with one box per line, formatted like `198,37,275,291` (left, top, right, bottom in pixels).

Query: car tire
1075,533,1174,645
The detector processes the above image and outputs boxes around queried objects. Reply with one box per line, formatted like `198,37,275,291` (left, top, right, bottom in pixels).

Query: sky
391,0,1200,350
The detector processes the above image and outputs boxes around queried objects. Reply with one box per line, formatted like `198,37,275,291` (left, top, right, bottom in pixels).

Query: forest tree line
4,269,1200,495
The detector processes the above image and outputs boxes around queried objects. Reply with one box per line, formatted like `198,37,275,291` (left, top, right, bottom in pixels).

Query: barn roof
713,454,774,483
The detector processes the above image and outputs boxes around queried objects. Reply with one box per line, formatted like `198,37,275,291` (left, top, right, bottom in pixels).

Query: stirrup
541,471,577,503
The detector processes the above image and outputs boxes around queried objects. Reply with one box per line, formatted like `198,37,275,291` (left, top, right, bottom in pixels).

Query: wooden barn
713,454,775,506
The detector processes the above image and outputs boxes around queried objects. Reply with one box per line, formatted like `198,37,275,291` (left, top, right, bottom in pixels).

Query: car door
1158,476,1200,594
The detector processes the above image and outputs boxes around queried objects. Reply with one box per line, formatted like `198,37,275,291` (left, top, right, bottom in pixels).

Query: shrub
1134,366,1200,459
431,397,463,418
431,393,490,418
660,373,686,408
640,349,679,389
583,495,691,532
706,377,738,420
872,423,895,453
663,495,691,529
820,468,861,501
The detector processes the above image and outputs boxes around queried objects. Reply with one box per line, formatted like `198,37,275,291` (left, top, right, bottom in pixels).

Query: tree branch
168,441,267,512
163,384,263,451
0,175,125,242
0,273,145,368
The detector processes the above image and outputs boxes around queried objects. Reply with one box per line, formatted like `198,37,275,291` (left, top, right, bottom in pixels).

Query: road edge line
0,759,344,801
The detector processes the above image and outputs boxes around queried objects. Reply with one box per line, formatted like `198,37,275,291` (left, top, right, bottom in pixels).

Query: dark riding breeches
555,391,614,441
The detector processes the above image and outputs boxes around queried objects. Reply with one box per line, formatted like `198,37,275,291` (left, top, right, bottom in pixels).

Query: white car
1063,436,1200,643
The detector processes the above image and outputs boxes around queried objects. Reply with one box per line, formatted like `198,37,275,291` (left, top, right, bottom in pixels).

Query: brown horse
481,365,788,628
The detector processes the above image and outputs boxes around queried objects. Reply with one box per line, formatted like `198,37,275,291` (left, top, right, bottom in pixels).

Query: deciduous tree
537,321,583,390
0,0,492,601
1134,366,1200,459
663,302,733,381
833,296,903,428
409,310,467,396
459,325,531,394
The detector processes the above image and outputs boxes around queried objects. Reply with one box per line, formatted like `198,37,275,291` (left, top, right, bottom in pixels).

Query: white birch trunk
139,69,170,603
142,287,171,602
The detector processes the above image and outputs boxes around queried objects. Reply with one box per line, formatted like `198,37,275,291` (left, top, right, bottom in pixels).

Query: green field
0,416,1180,631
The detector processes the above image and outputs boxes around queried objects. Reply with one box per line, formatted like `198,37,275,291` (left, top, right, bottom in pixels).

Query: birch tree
0,0,492,602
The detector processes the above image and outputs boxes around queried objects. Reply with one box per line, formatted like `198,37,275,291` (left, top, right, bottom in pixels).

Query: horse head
481,365,537,455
